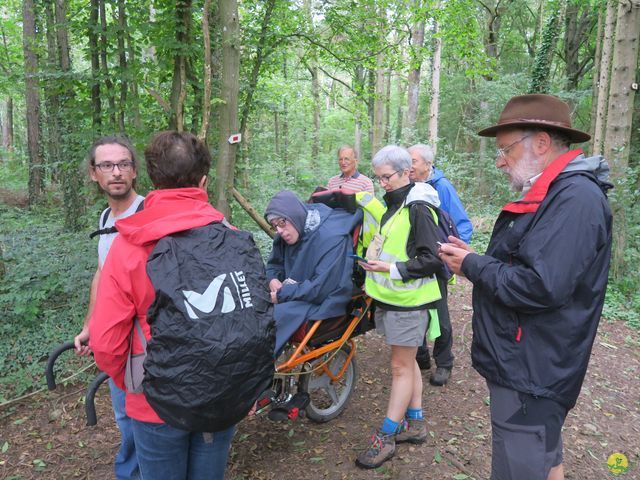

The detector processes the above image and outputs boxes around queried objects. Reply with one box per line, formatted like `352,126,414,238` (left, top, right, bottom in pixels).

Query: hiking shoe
355,430,396,469
395,418,428,444
429,367,451,386
416,355,431,371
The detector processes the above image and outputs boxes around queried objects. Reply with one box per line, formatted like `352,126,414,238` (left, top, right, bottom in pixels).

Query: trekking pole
45,341,76,390
85,371,110,426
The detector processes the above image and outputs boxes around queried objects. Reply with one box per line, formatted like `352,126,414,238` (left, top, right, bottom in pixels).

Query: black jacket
462,165,612,409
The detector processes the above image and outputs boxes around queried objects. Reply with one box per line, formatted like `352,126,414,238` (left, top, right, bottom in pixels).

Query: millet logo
182,271,253,319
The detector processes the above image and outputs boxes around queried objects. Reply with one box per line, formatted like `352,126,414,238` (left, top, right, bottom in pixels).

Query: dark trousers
417,277,454,369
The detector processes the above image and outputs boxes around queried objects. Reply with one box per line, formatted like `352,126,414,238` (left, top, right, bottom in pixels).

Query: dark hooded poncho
265,190,362,353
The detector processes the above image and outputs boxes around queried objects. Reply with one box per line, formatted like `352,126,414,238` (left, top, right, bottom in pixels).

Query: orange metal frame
275,295,373,381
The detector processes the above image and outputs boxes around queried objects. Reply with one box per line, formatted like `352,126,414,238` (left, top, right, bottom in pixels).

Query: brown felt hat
478,94,591,143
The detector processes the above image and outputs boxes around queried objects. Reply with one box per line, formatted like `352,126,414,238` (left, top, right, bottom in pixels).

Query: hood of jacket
406,181,441,207
115,188,225,246
264,190,308,236
562,154,612,189
428,167,445,184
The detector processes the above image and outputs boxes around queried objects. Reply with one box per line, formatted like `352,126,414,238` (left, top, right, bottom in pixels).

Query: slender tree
89,0,101,132
428,14,443,150
214,0,240,219
22,0,44,205
592,0,617,154
603,0,640,279
404,0,426,143
1,98,13,151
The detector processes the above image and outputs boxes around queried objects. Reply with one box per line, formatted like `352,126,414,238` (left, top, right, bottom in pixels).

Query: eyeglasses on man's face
496,135,531,159
270,218,288,229
374,170,402,184
94,161,135,173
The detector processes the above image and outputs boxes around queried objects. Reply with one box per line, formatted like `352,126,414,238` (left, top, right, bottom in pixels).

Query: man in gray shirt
74,136,144,480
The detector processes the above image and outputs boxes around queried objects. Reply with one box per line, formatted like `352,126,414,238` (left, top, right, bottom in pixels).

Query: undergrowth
0,205,97,402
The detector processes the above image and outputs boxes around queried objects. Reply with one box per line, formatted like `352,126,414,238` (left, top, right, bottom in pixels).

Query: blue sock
406,408,423,420
380,417,400,434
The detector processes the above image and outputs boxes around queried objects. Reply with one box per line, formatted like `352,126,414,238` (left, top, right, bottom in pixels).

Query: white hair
408,144,434,164
371,145,412,171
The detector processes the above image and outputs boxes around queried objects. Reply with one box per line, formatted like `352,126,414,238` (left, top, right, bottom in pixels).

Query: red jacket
89,188,225,423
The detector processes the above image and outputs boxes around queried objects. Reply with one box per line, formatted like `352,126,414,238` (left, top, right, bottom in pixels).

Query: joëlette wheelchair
45,189,375,425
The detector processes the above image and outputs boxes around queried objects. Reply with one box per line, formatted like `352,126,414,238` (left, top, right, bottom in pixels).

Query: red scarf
502,149,582,214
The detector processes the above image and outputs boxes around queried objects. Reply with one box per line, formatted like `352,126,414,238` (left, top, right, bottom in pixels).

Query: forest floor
1,279,639,480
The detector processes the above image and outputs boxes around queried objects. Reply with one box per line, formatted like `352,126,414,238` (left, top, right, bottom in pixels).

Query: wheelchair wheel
299,344,357,423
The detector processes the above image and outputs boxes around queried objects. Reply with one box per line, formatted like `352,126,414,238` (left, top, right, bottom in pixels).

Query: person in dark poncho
265,190,362,354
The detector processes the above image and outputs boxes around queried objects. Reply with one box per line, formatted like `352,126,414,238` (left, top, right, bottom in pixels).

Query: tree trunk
116,0,128,134
372,56,385,155
99,0,117,128
44,1,62,177
274,111,280,156
592,0,617,155
1,98,13,151
428,19,442,152
89,0,101,132
23,0,44,205
395,78,406,143
310,64,320,167
199,0,213,141
603,0,640,280
529,0,563,93
214,0,240,219
169,0,192,132
282,56,290,170
55,0,71,71
383,69,391,143
564,0,597,91
589,2,605,142
404,3,425,143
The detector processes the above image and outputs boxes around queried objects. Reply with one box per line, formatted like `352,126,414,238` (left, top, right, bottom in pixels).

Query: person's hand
270,290,279,304
444,235,474,252
74,326,92,356
438,237,474,277
358,260,390,272
269,278,283,292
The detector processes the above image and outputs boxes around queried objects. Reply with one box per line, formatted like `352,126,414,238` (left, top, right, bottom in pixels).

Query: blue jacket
266,203,362,353
427,168,473,243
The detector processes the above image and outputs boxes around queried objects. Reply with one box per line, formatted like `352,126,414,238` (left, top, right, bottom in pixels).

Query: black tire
299,344,357,423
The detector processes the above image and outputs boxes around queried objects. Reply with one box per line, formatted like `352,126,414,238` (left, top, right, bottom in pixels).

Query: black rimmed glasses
270,218,288,229
94,161,135,173
374,170,402,184
496,135,531,159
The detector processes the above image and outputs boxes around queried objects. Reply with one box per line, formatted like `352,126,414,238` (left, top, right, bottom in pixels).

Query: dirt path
1,279,639,479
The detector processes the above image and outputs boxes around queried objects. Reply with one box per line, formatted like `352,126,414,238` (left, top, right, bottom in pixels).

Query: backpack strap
89,200,144,239
101,207,112,228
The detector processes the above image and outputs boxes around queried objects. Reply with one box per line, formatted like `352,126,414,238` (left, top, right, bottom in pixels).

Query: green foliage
0,205,96,401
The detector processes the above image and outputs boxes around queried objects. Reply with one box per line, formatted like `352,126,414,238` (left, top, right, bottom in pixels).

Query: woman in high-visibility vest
356,145,444,470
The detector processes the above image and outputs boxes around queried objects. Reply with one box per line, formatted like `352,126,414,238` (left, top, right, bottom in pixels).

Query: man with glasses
74,136,143,480
408,143,473,385
327,144,374,193
439,94,613,480
264,189,361,354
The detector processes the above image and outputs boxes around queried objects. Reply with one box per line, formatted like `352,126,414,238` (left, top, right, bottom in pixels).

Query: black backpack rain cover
144,222,275,432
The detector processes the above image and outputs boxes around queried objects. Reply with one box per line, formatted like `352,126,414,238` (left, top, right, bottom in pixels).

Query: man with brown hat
439,94,612,480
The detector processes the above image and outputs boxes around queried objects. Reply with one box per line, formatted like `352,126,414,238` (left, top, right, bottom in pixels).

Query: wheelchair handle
45,341,76,390
85,371,110,426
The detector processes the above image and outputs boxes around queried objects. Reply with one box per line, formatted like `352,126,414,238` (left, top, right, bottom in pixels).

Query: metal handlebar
45,341,76,390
